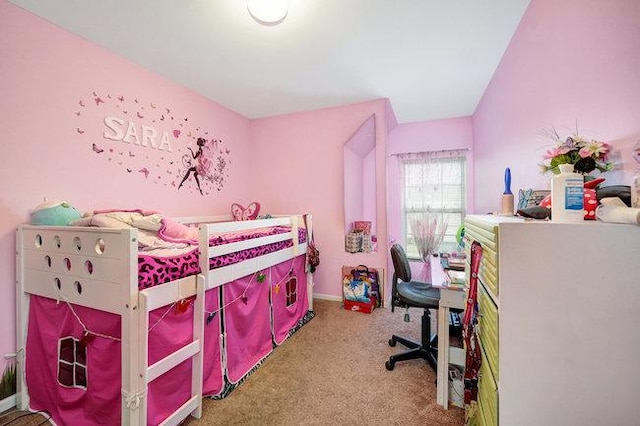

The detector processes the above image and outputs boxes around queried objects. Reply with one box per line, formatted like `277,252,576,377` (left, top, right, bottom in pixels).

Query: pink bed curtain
26,289,225,426
222,273,273,384
146,288,223,424
26,296,122,426
271,255,309,345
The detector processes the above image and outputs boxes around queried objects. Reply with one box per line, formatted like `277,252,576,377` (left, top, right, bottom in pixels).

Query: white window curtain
398,150,467,274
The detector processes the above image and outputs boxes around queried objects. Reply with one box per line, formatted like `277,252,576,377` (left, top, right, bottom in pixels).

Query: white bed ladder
135,275,206,426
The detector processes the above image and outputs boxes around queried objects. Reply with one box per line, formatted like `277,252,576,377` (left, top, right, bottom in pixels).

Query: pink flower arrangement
409,213,448,281
410,214,448,262
539,128,613,175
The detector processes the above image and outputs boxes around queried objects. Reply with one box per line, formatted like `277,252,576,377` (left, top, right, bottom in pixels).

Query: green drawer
463,253,497,299
477,397,491,426
478,284,499,380
479,262,498,298
464,218,498,251
464,221,499,297
478,345,498,426
464,233,497,272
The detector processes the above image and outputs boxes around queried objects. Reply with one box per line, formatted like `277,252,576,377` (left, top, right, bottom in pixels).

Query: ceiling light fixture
247,0,288,25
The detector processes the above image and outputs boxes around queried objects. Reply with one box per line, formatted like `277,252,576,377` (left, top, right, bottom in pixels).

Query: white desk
430,256,466,409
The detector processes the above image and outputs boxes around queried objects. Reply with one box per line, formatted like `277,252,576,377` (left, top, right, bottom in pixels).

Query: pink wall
344,115,377,235
473,0,640,213
343,147,364,233
362,149,376,231
249,101,390,300
0,1,252,369
387,116,475,248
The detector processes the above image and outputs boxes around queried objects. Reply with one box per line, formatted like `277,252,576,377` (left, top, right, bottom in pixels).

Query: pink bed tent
17,214,315,425
24,255,311,425
215,255,311,396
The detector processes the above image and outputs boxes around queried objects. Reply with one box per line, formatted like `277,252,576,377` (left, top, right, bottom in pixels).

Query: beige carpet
2,299,464,426
185,299,464,426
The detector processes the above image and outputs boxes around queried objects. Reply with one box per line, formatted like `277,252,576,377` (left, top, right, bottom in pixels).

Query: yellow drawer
481,242,498,270
478,345,498,426
465,215,499,233
464,232,496,262
464,252,499,300
478,284,499,380
464,261,497,300
463,235,497,269
477,397,491,426
464,218,497,250
479,263,498,298
463,223,499,297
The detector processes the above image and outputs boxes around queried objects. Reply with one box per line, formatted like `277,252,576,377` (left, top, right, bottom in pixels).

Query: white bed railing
198,215,305,290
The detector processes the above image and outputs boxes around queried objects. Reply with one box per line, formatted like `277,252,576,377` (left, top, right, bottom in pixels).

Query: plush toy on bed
30,199,82,226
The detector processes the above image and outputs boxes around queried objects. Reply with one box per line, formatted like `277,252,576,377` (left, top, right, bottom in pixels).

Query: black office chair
385,244,440,372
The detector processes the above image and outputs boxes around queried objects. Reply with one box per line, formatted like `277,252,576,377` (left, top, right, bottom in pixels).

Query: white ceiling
9,0,531,123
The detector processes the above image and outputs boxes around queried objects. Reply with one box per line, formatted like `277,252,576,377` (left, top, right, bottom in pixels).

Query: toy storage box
341,265,383,314
343,298,376,314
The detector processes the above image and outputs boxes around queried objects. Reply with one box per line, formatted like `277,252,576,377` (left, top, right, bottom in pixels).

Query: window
286,277,297,306
400,151,466,259
58,337,87,389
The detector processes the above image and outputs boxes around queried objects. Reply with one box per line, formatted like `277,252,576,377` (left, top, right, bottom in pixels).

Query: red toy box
344,297,376,314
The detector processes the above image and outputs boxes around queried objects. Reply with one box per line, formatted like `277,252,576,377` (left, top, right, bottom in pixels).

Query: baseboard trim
313,294,391,309
0,394,16,414
313,294,342,302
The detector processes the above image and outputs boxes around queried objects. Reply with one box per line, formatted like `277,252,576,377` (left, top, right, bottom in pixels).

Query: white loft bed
16,214,314,426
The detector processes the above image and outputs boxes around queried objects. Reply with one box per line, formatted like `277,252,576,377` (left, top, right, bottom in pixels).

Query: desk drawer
478,345,498,426
478,284,499,380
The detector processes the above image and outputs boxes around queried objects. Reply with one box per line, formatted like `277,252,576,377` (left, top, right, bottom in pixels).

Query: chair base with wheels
385,304,439,371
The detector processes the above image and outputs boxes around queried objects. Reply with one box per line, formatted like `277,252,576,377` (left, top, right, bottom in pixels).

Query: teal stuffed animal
31,200,82,226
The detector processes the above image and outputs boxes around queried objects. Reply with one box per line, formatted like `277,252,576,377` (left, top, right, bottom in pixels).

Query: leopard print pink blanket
137,228,307,289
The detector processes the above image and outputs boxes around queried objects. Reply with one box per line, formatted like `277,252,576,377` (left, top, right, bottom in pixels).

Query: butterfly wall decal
231,202,261,221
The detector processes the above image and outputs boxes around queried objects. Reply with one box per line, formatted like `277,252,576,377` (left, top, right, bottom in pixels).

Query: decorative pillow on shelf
231,202,261,221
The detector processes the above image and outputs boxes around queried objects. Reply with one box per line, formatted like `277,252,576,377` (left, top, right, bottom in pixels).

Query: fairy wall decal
178,137,212,195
